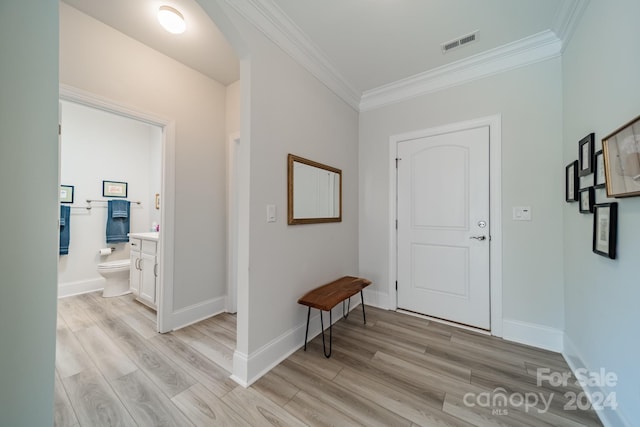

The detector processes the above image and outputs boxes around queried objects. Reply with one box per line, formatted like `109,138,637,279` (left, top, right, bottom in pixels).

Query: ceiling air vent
441,31,478,54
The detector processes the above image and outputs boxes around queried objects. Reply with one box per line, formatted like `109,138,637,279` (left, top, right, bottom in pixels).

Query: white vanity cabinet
129,244,141,298
129,232,159,310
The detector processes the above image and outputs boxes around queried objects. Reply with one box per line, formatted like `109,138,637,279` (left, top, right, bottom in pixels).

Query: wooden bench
297,276,372,357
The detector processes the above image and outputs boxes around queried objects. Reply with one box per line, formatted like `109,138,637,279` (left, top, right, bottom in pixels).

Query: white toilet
97,259,131,297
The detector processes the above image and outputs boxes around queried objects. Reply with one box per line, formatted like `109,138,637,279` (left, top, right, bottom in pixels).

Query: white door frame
226,132,240,313
59,83,176,333
388,114,503,337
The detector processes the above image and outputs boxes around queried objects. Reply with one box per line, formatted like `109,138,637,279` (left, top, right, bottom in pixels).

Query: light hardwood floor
55,293,602,426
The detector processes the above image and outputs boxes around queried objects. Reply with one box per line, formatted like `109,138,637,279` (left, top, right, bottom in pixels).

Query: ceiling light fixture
158,5,186,34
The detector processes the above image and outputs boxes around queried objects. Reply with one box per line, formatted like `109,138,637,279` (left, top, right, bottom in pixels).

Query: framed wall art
602,115,640,198
579,187,595,213
102,180,128,198
565,160,579,202
60,185,74,204
592,202,618,259
579,133,595,176
594,149,606,189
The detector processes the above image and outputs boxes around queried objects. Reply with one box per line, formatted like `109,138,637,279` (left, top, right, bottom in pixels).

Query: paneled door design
397,126,490,329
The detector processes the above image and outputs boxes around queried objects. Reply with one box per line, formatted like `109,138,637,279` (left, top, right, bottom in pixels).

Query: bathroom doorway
58,86,176,332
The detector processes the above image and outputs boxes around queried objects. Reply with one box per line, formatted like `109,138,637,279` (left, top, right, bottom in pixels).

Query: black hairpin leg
360,290,366,324
303,306,311,351
319,309,333,358
342,297,351,318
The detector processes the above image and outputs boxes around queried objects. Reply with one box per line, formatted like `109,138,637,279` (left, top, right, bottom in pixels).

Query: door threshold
395,309,491,336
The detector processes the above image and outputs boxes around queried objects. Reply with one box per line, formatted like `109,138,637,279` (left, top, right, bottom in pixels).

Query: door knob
470,235,486,241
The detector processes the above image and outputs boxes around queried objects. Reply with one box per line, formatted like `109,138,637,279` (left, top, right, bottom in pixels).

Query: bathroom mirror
288,154,342,225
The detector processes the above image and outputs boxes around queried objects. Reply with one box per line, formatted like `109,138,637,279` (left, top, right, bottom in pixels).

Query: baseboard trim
362,288,391,310
231,302,362,387
58,278,105,298
225,295,237,314
563,335,630,427
240,322,304,387
169,296,226,331
231,350,250,388
502,318,563,352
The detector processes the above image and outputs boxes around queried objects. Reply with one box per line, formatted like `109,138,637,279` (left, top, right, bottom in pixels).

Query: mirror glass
288,154,342,224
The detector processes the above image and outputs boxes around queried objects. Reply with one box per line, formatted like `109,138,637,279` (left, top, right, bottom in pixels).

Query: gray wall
198,0,360,383
359,58,565,331
245,24,360,354
0,1,59,425
562,0,640,424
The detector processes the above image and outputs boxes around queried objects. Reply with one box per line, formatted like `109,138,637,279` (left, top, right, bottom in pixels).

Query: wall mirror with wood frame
288,154,342,225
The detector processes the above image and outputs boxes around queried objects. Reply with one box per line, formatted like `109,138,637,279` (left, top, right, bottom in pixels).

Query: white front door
397,126,490,329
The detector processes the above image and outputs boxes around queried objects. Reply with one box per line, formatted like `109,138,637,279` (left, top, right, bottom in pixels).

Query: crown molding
223,0,361,110
360,30,562,112
552,0,590,51
222,0,586,113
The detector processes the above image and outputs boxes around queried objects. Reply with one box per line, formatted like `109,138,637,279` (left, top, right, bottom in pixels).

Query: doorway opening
58,85,176,333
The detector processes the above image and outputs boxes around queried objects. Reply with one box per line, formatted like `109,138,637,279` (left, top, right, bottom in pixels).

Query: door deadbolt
478,220,487,228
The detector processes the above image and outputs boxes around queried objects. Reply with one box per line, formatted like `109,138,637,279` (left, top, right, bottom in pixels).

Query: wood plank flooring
55,292,602,426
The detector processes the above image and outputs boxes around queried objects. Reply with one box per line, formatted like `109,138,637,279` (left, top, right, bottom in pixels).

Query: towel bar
86,199,142,205
73,199,141,212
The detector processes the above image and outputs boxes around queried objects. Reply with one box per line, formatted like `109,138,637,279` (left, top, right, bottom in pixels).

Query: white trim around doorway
226,132,240,314
388,114,503,337
59,83,176,333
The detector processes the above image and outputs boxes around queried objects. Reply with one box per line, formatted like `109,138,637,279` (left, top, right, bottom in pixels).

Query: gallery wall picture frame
579,133,595,176
594,149,606,189
602,115,640,198
579,187,595,213
60,185,74,204
565,160,579,202
592,202,618,259
102,180,128,198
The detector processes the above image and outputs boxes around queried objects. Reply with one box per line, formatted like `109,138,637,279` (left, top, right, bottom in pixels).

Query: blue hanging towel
106,200,130,243
60,205,70,255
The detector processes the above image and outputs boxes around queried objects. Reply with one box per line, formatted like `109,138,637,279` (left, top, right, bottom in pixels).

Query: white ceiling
61,0,584,107
271,0,563,93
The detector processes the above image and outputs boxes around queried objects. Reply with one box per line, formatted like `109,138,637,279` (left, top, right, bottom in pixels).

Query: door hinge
395,219,398,229
58,124,61,135
395,281,398,290
395,157,401,168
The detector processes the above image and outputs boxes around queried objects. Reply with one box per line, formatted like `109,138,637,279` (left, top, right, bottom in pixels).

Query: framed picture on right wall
565,160,579,202
602,115,640,197
579,187,594,213
579,133,595,176
594,149,606,189
593,202,618,259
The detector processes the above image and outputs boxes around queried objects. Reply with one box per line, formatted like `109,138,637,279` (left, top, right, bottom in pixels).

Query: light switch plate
266,204,276,223
512,206,532,221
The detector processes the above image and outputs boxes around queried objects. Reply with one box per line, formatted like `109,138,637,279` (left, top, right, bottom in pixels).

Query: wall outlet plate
513,206,532,221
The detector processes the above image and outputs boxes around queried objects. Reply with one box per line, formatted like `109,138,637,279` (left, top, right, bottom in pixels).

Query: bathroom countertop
128,232,160,241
